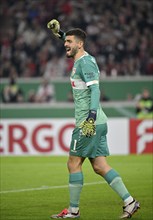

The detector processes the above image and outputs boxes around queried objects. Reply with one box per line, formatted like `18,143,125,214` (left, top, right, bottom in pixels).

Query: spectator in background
0,0,153,78
27,89,37,103
1,76,24,103
136,88,153,119
44,55,67,78
35,77,55,102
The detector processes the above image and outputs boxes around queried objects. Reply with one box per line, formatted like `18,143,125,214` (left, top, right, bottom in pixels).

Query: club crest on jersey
71,80,75,87
72,68,76,76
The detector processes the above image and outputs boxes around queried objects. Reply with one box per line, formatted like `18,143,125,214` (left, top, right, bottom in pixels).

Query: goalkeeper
47,19,140,219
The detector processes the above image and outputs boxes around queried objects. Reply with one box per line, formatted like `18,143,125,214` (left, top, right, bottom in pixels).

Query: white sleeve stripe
86,80,99,86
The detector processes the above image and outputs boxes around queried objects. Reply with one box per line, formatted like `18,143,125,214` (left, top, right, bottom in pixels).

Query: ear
78,41,83,49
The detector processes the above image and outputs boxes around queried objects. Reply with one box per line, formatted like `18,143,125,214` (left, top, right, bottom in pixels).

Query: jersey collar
74,51,88,63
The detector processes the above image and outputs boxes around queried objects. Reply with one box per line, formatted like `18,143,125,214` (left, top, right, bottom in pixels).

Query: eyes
64,39,73,48
65,40,72,44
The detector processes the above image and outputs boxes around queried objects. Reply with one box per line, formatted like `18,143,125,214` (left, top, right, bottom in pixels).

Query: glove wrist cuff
58,30,65,39
87,110,97,121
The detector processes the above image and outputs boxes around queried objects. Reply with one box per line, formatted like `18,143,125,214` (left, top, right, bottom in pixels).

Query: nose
64,41,69,47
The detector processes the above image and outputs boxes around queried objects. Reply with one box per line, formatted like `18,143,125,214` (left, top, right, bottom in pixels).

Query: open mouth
66,47,71,52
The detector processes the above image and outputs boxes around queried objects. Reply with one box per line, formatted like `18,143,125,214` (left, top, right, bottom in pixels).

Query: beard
66,47,78,58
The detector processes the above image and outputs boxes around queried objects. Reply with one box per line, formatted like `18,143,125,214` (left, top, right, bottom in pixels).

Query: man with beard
47,19,140,219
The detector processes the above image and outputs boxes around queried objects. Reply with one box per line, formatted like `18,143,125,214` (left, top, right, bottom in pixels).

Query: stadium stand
0,0,152,119
0,0,153,78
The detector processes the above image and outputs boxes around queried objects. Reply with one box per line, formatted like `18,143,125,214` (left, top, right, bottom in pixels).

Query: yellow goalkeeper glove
80,110,96,137
47,19,60,37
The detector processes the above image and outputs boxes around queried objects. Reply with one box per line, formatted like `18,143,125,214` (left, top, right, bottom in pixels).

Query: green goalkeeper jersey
70,52,107,127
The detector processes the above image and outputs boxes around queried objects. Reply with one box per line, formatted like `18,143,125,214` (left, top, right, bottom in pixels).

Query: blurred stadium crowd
0,0,153,79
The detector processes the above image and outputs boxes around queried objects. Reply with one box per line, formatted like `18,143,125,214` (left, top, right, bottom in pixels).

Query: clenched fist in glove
47,19,60,37
47,19,65,39
80,110,96,137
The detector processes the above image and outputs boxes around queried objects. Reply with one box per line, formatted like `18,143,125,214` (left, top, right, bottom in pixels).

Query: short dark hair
66,28,87,44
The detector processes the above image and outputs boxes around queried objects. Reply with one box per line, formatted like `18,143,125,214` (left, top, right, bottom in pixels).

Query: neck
74,49,86,61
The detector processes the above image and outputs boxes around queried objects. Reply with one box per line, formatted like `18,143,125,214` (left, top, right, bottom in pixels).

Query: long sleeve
89,84,100,111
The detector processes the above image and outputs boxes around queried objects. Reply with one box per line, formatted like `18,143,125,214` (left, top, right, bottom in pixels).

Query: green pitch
0,155,152,220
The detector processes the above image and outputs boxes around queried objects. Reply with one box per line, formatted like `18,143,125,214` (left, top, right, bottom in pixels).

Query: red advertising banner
0,118,152,156
129,119,153,154
0,119,75,155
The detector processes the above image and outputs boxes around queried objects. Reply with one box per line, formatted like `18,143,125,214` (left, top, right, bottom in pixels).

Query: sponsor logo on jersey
70,78,88,89
84,72,94,79
71,80,75,87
